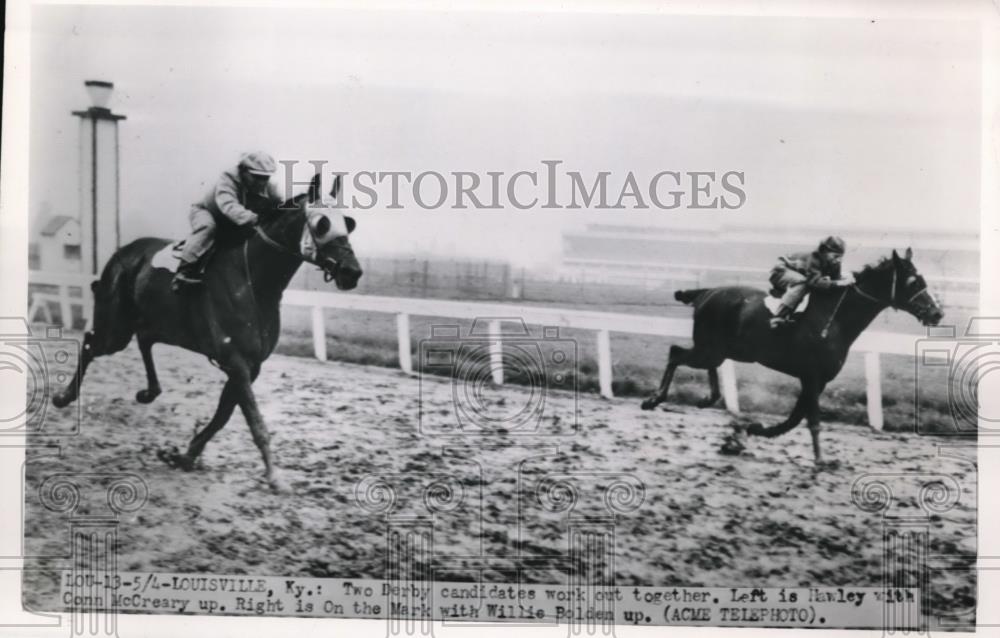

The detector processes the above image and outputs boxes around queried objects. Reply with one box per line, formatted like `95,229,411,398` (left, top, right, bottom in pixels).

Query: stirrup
171,272,203,292
769,316,794,329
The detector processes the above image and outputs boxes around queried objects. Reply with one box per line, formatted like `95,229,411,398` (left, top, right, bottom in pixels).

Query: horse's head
262,173,363,291
856,248,943,326
299,174,363,290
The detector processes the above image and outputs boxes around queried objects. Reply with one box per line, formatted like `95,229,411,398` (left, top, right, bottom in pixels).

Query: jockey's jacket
775,250,842,284
194,170,283,226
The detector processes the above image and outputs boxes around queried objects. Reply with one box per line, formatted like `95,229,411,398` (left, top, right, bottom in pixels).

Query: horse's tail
86,241,152,354
675,288,710,305
92,252,131,307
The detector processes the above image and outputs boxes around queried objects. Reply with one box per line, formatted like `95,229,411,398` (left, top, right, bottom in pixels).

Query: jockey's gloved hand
813,276,834,290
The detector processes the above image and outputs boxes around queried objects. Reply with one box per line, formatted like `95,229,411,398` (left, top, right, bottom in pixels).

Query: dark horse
640,249,943,462
51,174,363,491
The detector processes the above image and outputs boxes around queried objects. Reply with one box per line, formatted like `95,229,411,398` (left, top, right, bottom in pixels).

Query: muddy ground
23,342,977,621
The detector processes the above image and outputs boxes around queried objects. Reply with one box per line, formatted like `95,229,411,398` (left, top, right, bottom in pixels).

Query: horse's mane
213,195,305,252
260,193,307,222
852,256,893,280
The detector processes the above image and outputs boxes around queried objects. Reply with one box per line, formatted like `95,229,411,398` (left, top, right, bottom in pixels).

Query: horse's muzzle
921,307,944,326
324,258,362,291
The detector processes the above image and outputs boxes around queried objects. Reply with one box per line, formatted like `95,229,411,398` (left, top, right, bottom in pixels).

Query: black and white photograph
2,1,997,635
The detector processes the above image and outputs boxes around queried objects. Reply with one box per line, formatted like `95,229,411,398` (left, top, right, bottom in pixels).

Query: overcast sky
29,6,981,267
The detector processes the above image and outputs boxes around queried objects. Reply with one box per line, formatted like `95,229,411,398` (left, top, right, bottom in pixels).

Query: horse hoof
745,422,765,436
51,393,72,409
268,474,289,493
640,399,657,411
719,435,745,456
135,388,161,404
157,446,194,471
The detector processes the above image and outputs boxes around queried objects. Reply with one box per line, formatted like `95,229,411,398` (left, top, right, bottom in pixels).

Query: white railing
27,271,94,328
29,270,940,431
561,258,980,308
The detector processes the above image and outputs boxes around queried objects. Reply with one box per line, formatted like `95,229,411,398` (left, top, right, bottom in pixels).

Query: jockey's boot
171,259,203,293
769,304,795,330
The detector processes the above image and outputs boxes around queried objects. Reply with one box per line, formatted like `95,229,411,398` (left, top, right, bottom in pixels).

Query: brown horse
52,174,362,491
640,249,943,462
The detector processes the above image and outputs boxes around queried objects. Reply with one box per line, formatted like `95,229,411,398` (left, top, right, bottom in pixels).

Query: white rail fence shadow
29,270,941,431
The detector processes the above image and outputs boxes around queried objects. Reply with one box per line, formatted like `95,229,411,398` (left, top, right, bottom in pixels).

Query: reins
243,220,336,299
242,241,260,309
821,265,929,338
255,224,339,282
853,267,929,308
240,222,319,354
819,288,848,339
241,223,316,313
853,268,896,307
820,269,892,339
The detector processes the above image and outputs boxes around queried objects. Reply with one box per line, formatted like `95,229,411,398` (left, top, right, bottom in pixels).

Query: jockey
768,235,850,329
172,152,283,291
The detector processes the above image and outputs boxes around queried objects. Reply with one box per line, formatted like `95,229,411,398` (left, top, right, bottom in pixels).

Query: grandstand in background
559,223,979,309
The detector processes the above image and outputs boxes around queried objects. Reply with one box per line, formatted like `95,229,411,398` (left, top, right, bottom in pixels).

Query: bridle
249,212,341,283
236,211,342,353
852,264,931,310
820,262,934,338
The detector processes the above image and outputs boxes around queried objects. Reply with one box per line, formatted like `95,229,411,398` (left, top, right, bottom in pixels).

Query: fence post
488,320,503,385
60,288,73,330
311,306,327,362
865,351,883,430
597,329,613,399
396,313,413,374
719,360,740,414
27,296,49,324
82,282,95,331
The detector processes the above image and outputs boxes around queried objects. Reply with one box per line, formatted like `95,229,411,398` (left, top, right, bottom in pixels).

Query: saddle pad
764,293,810,316
150,240,185,273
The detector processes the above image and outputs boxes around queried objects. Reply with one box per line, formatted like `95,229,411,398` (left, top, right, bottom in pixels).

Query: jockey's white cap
239,151,277,176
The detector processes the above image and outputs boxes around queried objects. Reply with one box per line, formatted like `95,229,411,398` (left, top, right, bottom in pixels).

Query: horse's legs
52,326,132,408
640,345,687,410
52,331,95,408
641,345,724,410
696,367,722,408
183,379,239,464
159,378,239,471
804,381,827,462
747,380,809,438
135,338,162,404
231,367,285,492
52,276,134,408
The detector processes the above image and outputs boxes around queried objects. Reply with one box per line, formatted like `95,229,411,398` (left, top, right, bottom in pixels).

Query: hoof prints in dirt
23,347,978,621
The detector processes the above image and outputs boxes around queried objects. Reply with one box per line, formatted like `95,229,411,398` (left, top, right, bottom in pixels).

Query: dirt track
23,343,977,617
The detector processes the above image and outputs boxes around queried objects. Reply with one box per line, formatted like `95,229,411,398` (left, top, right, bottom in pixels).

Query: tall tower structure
72,80,125,275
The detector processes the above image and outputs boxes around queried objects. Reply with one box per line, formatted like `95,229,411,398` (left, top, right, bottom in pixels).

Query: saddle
150,240,186,273
151,239,222,275
764,293,810,317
